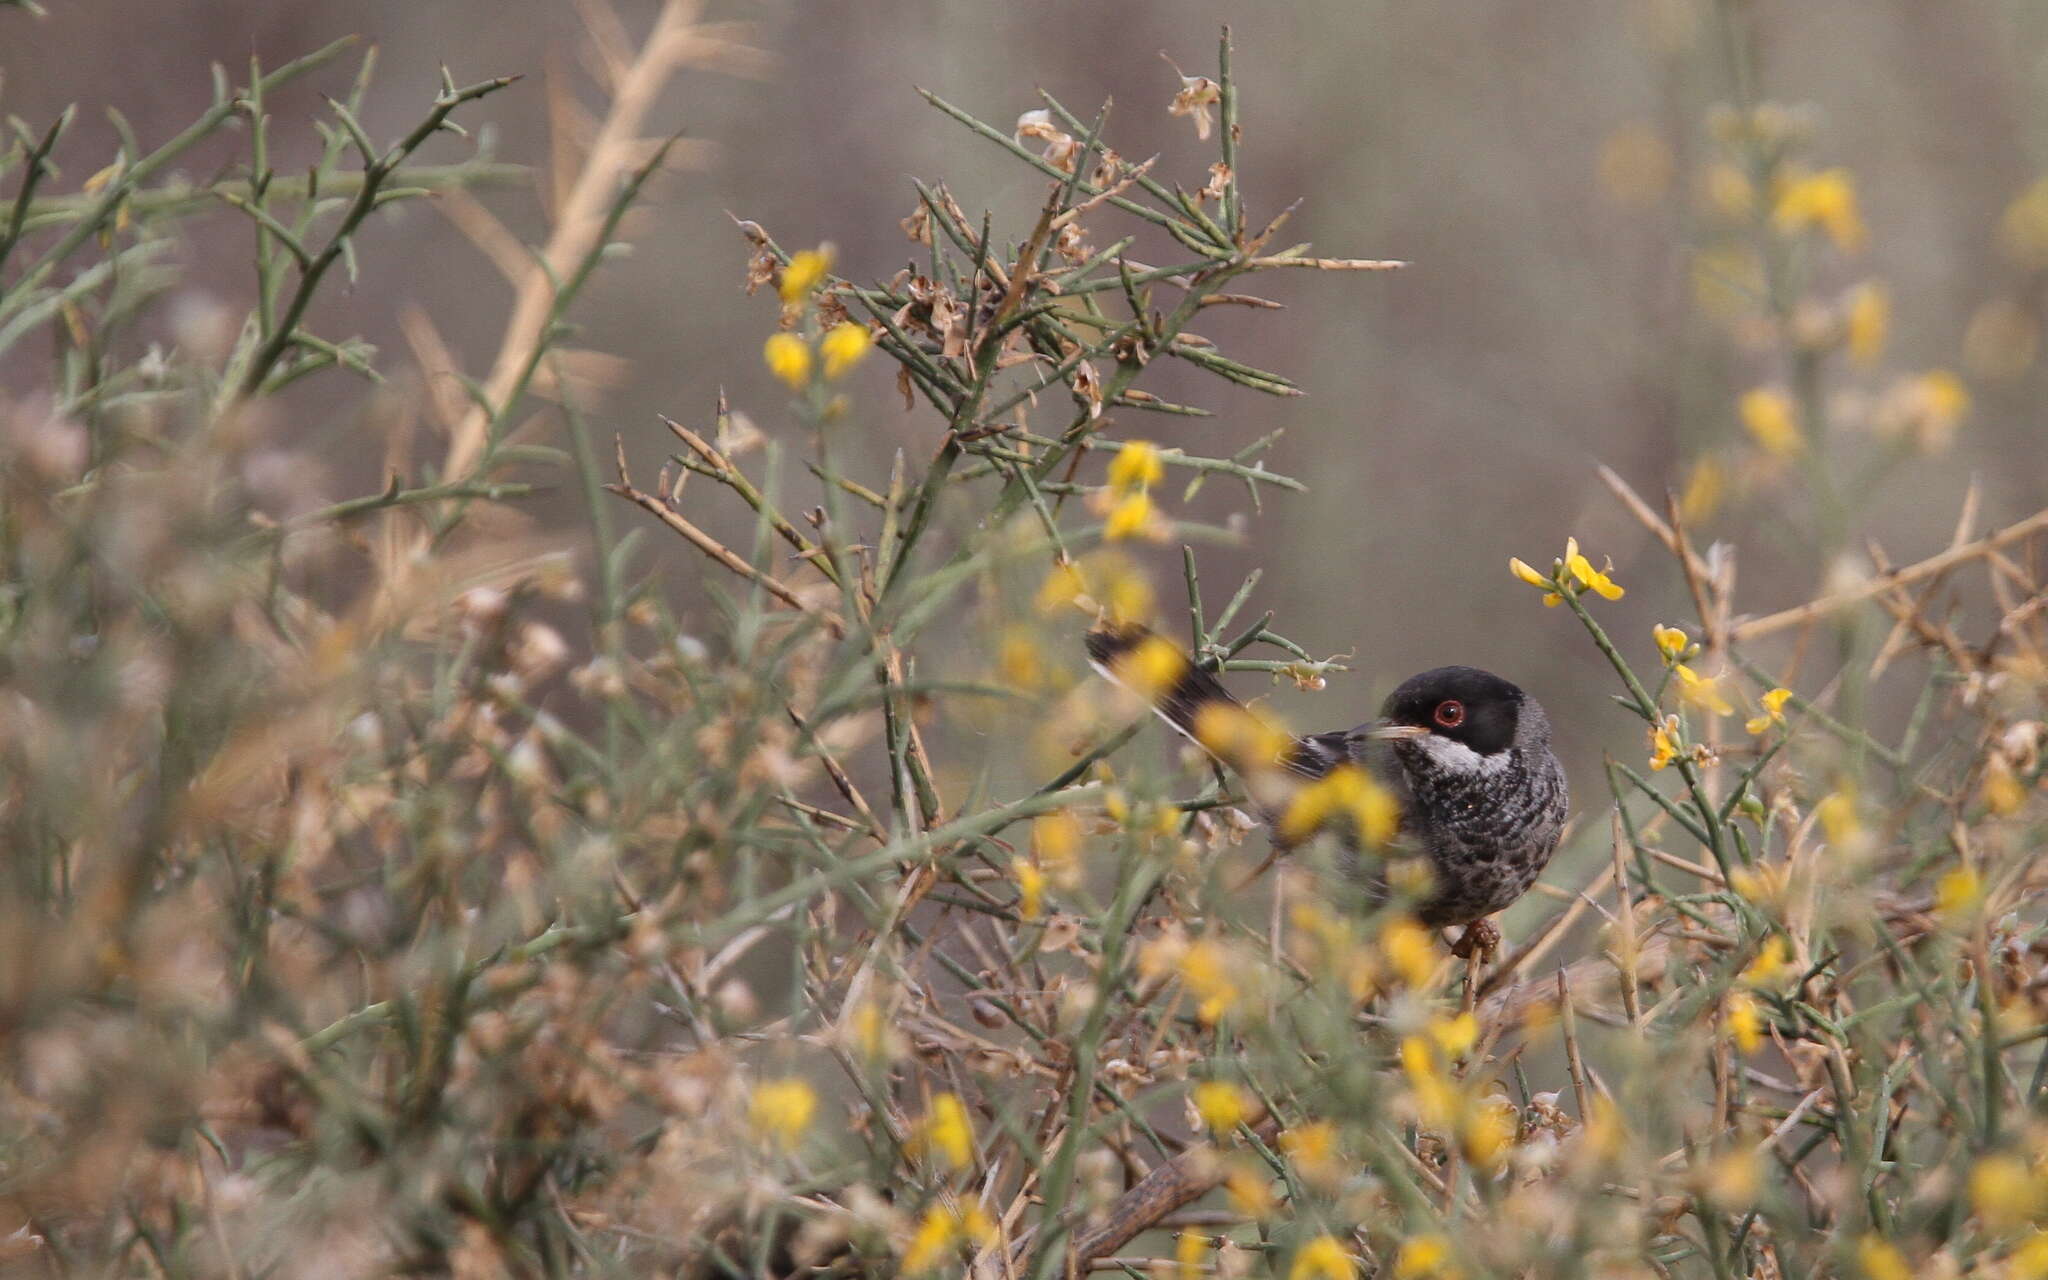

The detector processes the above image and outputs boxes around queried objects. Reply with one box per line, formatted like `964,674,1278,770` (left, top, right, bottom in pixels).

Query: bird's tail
1084,622,1241,747
1084,623,1322,777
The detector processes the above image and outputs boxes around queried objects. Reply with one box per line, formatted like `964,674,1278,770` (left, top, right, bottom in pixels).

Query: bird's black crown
1379,665,1529,756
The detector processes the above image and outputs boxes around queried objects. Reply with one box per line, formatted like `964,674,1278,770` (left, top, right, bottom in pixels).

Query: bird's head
1366,666,1547,774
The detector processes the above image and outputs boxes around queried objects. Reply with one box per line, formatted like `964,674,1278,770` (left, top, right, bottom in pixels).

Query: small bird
1086,623,1568,957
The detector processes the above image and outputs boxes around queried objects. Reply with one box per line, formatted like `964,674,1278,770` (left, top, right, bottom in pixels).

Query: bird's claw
1449,918,1500,963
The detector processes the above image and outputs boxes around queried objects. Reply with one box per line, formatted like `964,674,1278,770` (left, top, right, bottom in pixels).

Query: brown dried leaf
1072,360,1104,419
1202,161,1232,203
1164,59,1222,141
1016,108,1081,173
901,202,932,245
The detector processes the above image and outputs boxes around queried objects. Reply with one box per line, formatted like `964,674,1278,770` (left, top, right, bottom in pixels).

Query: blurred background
7,0,2047,888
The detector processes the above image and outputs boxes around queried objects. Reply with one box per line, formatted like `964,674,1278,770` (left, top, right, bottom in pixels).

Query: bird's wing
1283,730,1351,780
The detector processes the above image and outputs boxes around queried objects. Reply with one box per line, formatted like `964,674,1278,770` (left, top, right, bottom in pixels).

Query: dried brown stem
606,472,844,637
1732,504,2048,642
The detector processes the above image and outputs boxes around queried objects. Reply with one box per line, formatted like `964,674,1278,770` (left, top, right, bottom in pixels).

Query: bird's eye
1433,699,1465,729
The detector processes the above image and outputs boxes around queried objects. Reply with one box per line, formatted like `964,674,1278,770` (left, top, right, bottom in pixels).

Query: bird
1084,622,1568,958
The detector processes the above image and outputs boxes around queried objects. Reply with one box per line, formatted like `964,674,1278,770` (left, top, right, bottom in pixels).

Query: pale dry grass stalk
436,0,766,480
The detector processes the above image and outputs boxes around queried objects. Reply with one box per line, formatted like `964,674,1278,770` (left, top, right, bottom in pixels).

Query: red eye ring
1433,699,1466,729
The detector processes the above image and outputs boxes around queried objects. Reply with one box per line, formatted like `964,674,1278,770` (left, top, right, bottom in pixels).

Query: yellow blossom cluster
1290,1234,1358,1280
900,1202,997,1273
1036,551,1155,625
1956,1147,2048,1276
1745,686,1793,735
747,1076,818,1149
1012,856,1047,920
1738,387,1804,460
1399,1014,1515,1169
1393,1234,1458,1279
1278,763,1400,849
1648,714,1682,772
1508,537,1623,606
1192,1079,1251,1136
1642,624,1796,764
761,243,873,390
1192,700,1296,774
1289,902,1384,1003
1141,930,1248,1025
1772,167,1866,254
913,1092,976,1169
1098,438,1171,543
1279,1119,1346,1190
1724,990,1765,1055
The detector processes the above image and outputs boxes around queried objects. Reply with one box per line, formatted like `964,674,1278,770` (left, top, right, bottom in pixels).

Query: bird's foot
1449,918,1500,963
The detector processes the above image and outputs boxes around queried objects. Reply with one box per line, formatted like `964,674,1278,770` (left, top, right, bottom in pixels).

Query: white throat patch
1410,734,1514,776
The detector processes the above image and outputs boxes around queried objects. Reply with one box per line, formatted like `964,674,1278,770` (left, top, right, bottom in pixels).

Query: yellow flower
997,628,1044,690
1192,1080,1250,1136
1739,387,1804,459
1508,556,1552,589
1563,536,1625,600
1393,1234,1456,1279
1109,632,1187,700
1279,764,1401,849
1107,440,1165,493
1652,624,1690,664
1970,1153,2040,1232
1983,759,2028,816
1730,863,1788,909
1462,1097,1516,1170
1035,811,1083,889
1846,282,1889,366
1739,935,1792,989
1745,686,1793,735
748,1077,817,1148
1427,1011,1479,1059
1936,866,1983,919
1280,1120,1343,1188
1856,1235,1913,1280
901,1204,996,1273
1816,788,1862,848
1094,555,1155,624
820,322,872,378
763,332,813,389
1674,663,1735,717
1581,1096,1625,1162
1679,455,1726,524
1725,991,1763,1054
847,999,890,1060
1702,1148,1760,1209
918,1092,977,1170
1179,938,1241,1024
1381,916,1437,989
1648,715,1681,771
1175,1231,1210,1280
1013,857,1046,921
1191,702,1294,772
1290,1234,1357,1280
1103,490,1166,542
2014,1231,2048,1280
1774,167,1866,253
1222,1162,1277,1218
778,246,834,303
1907,369,1970,451
1035,561,1087,615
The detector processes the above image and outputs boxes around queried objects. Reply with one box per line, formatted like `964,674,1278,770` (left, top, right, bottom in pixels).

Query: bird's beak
1365,722,1428,741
